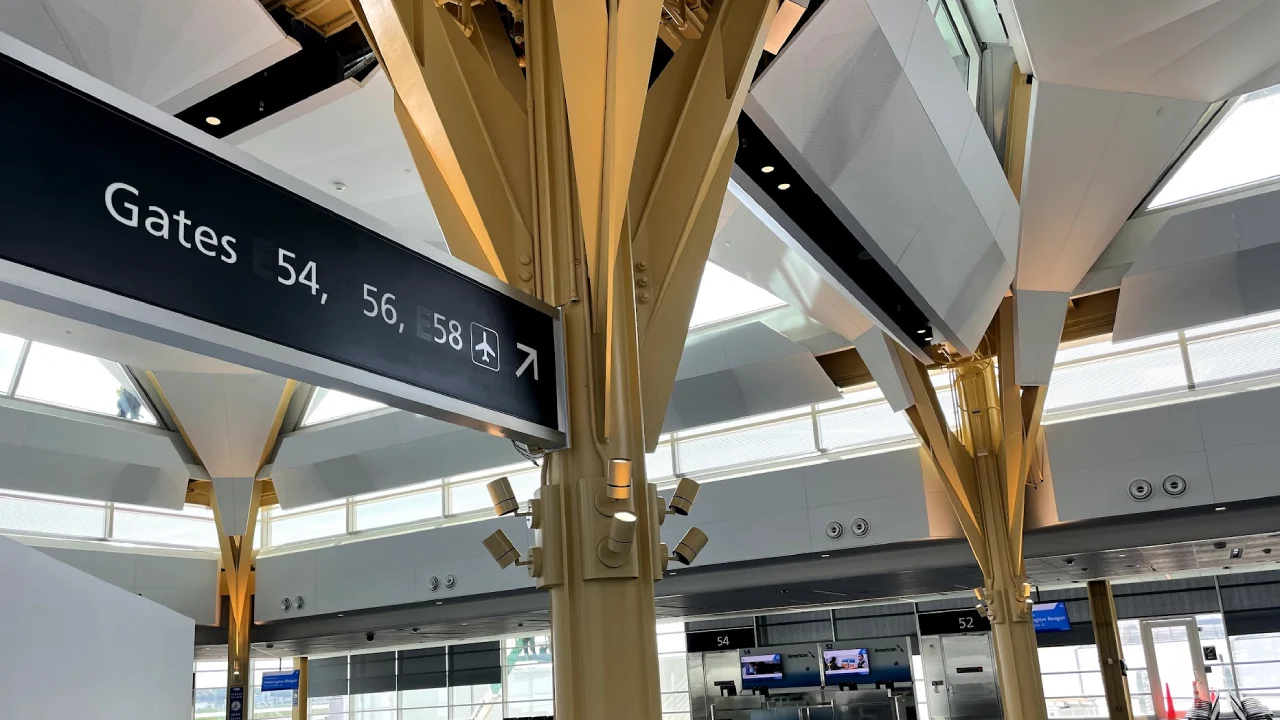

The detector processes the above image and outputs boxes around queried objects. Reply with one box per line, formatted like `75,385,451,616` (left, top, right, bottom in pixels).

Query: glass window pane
818,400,914,450
0,493,105,538
662,693,692,713
402,708,448,720
505,700,553,717
1235,661,1280,689
1038,647,1082,673
933,4,968,81
689,263,785,329
1149,83,1280,209
659,654,689,693
303,388,386,426
1054,333,1180,364
505,662,553,702
353,490,442,531
1187,325,1280,386
647,443,674,480
1232,634,1280,662
507,469,541,504
657,633,687,654
1041,673,1083,698
112,508,218,548
268,507,346,545
1185,309,1280,338
676,416,815,475
401,687,448,709
0,333,23,393
1047,697,1107,719
15,343,155,423
448,482,492,515
351,693,396,711
1045,346,1188,412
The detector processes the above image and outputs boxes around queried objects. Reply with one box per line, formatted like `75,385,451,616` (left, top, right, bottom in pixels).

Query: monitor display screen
823,648,870,677
1032,602,1071,632
741,654,784,681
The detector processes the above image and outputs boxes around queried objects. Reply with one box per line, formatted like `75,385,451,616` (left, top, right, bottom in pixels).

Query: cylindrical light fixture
673,527,709,565
606,458,633,500
668,477,701,515
487,476,520,516
606,511,638,555
483,529,520,568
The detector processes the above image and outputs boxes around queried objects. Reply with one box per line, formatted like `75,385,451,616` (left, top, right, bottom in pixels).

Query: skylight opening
13,343,157,424
1148,83,1280,209
0,333,23,393
301,387,386,427
689,262,787,329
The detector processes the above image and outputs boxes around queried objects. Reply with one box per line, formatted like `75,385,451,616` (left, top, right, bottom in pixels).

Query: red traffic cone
1165,681,1177,718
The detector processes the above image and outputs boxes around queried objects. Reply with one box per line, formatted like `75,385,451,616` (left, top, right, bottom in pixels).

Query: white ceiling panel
1016,83,1208,292
153,371,289,479
237,71,447,253
714,186,877,343
1008,0,1280,102
0,300,249,374
3,0,297,109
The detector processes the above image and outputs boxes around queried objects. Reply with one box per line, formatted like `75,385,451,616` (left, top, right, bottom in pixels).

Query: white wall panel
35,545,217,624
1051,451,1213,522
0,403,190,509
1207,440,1280,503
1045,403,1205,472
255,516,534,621
807,492,929,550
0,536,194,720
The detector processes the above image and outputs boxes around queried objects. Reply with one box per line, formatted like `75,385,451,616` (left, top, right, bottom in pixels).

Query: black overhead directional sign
0,35,565,447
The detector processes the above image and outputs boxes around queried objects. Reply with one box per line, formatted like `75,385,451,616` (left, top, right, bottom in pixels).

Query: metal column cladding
0,35,566,447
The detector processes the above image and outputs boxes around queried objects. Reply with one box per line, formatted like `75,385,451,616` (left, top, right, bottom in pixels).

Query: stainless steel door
919,636,952,720
940,634,1000,720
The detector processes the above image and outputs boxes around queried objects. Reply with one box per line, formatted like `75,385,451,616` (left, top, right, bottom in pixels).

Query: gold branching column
897,298,1049,720
349,1,777,717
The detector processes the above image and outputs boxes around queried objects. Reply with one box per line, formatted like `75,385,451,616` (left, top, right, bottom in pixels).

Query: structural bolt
635,261,648,272
520,270,533,281
638,291,651,303
518,254,532,265
637,275,649,286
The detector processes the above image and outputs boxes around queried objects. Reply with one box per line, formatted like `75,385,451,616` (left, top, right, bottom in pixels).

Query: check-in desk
712,689,910,720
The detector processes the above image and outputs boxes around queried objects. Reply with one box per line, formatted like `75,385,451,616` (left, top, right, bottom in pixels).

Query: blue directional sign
0,34,566,447
262,670,301,692
228,686,245,720
1032,602,1072,632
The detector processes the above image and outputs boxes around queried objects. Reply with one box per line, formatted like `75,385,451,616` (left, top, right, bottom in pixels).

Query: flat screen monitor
822,648,870,677
740,654,784,681
1032,602,1071,632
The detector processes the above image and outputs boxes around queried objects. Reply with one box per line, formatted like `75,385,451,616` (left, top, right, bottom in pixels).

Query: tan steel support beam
213,479,264,708
293,656,309,720
1088,580,1134,720
212,381,296,709
899,297,1049,720
353,1,775,718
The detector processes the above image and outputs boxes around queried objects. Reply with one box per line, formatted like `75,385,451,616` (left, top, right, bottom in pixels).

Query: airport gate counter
689,637,916,720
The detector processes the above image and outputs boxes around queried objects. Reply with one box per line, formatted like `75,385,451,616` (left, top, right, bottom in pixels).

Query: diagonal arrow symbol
516,343,538,380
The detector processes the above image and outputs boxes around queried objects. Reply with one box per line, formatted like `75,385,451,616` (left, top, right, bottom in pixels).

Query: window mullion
6,339,31,396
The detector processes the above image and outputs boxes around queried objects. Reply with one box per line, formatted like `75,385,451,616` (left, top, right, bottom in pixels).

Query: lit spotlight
777,183,791,190
205,116,221,126
761,165,775,173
